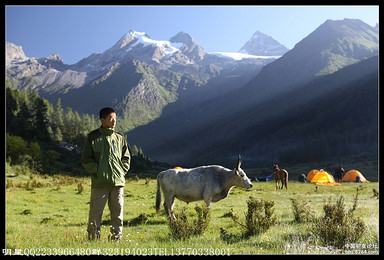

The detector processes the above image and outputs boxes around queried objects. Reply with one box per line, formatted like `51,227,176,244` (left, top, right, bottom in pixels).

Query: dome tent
307,169,341,186
342,170,369,183
311,170,335,183
306,169,319,182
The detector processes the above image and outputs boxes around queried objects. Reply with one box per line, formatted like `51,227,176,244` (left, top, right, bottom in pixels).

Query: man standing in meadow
82,107,131,241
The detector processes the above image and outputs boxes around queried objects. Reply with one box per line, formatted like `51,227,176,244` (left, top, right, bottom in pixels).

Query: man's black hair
99,107,116,119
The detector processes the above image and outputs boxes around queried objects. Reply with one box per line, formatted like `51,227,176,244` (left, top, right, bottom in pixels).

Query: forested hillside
6,83,166,175
127,55,378,167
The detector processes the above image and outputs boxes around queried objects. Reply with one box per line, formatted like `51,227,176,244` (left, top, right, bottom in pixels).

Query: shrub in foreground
290,198,315,223
168,204,210,240
231,196,276,237
313,188,366,249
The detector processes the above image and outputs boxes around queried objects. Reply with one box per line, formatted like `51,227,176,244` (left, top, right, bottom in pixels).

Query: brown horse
273,164,288,189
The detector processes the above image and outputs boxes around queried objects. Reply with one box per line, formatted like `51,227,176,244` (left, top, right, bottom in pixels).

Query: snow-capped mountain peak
124,30,182,57
6,42,28,64
239,31,289,56
6,29,285,92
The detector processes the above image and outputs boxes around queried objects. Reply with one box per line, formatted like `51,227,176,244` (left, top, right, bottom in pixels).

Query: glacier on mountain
127,30,182,57
209,52,281,61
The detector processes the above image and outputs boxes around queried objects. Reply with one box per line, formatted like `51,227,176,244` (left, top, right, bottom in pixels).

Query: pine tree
6,86,19,134
16,102,34,140
31,95,50,142
52,98,64,130
54,127,63,143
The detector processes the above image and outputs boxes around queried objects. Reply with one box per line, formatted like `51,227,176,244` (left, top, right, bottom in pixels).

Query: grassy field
5,172,379,255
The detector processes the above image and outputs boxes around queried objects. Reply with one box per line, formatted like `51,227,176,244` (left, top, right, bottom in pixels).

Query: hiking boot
108,226,122,242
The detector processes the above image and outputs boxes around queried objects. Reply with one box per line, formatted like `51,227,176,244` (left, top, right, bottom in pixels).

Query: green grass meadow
5,173,379,255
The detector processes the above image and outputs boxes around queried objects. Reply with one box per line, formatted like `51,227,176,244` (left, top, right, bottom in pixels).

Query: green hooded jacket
82,127,131,188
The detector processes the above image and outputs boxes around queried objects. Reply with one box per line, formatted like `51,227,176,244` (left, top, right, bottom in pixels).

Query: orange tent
308,170,341,186
307,169,319,182
173,166,183,169
342,170,369,183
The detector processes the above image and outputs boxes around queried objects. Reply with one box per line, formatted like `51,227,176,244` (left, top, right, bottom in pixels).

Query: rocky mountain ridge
125,19,379,166
6,29,281,132
6,29,280,93
239,30,289,56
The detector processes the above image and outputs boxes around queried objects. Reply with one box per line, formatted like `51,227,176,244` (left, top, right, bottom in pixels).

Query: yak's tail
156,174,162,213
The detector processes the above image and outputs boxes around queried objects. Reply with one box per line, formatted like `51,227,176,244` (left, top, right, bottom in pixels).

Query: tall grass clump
231,196,276,237
290,198,314,223
313,188,366,249
168,204,210,240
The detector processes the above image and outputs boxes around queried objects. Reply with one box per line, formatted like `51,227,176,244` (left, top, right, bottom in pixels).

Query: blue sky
6,5,379,65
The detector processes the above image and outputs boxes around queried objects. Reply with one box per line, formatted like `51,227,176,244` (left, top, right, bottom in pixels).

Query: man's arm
82,134,98,176
121,137,131,173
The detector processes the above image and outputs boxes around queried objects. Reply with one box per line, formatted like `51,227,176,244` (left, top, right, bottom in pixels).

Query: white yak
156,155,252,219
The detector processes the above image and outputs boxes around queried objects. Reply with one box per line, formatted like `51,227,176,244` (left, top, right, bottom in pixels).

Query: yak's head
233,155,253,189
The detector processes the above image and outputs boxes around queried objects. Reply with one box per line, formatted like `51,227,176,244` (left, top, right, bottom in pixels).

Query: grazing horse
273,164,288,189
